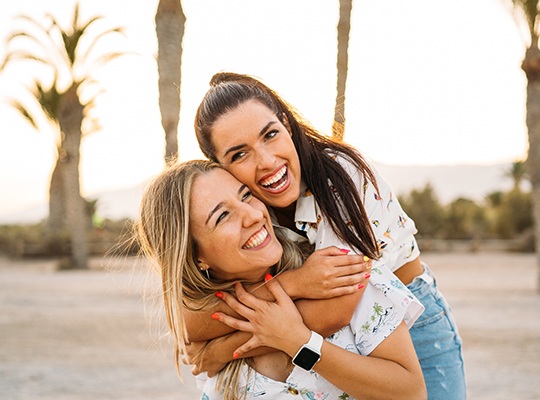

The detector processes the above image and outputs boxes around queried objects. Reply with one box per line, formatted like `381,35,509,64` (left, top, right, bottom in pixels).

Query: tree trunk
333,0,352,141
521,38,540,292
47,158,65,235
58,83,88,269
156,0,185,162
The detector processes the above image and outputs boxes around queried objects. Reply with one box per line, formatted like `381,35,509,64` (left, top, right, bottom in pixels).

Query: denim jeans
407,263,467,400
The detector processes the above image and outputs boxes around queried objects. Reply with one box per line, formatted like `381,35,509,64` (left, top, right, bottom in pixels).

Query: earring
201,268,210,280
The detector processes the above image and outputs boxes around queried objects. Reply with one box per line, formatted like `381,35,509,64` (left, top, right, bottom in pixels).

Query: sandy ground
0,251,539,400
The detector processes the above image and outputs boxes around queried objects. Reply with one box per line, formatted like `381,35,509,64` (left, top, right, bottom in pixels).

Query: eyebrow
205,184,249,225
222,121,277,159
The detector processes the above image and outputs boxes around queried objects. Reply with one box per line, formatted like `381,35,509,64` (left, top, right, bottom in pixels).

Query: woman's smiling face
209,99,302,210
189,168,283,282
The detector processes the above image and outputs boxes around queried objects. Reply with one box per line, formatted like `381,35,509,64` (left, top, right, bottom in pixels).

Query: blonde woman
136,159,425,400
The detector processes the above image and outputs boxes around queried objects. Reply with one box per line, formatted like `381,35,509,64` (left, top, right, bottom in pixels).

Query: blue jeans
407,263,467,400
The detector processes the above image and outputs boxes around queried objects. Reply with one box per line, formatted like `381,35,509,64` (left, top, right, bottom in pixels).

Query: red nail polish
233,352,240,359
215,291,223,299
365,274,371,279
211,313,219,320
358,284,365,289
340,248,350,254
265,273,273,282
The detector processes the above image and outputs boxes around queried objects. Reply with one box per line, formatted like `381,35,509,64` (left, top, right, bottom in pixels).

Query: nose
254,147,275,171
239,201,264,228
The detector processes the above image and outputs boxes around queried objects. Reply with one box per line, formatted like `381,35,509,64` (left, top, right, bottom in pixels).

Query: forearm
186,285,363,343
281,323,426,400
215,331,276,360
314,343,425,399
184,305,238,342
295,289,363,337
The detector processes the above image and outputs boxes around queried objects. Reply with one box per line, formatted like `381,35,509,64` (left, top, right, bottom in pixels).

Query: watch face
293,347,320,370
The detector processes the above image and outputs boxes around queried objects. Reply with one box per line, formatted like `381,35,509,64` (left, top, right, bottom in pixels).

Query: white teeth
261,166,287,187
243,227,268,249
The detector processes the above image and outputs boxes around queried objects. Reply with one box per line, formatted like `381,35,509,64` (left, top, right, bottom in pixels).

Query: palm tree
511,1,540,290
505,160,528,190
332,0,353,141
155,0,186,162
1,3,125,269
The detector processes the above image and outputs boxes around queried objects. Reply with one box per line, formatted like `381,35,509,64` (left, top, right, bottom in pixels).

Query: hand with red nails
212,277,312,359
278,246,372,300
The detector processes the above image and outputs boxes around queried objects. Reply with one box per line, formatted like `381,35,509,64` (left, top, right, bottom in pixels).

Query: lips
242,226,270,249
259,165,289,192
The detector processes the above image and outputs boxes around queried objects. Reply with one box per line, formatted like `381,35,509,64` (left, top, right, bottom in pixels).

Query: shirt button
287,386,299,395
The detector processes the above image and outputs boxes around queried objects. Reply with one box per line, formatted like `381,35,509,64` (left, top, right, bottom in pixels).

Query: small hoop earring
201,268,210,280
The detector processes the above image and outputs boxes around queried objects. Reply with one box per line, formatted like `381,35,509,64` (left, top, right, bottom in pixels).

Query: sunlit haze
0,0,529,217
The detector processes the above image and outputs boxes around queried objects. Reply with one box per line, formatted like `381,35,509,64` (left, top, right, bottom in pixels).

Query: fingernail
215,291,223,299
365,274,371,279
358,284,365,289
340,248,350,254
265,273,273,282
211,313,219,320
363,255,370,262
233,352,240,359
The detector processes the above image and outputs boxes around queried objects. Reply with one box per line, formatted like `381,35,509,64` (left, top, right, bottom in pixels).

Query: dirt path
0,252,538,399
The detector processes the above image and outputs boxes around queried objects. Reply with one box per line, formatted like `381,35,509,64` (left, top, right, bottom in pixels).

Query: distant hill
0,163,517,224
376,163,515,203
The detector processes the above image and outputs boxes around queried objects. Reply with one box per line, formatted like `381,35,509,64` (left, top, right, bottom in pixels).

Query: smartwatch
292,331,323,371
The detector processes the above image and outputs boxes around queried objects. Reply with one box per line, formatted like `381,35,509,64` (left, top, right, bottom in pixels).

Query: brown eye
216,211,229,225
242,190,252,201
231,151,246,162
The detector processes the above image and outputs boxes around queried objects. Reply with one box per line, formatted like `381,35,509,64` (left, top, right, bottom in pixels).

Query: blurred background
0,1,538,399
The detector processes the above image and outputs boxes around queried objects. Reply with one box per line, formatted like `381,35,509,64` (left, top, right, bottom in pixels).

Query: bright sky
0,0,529,216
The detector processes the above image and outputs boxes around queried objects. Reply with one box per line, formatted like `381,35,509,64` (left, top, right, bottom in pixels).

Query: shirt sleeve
335,154,421,272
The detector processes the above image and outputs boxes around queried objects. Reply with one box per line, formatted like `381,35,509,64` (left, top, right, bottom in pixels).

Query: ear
281,113,292,136
198,259,211,271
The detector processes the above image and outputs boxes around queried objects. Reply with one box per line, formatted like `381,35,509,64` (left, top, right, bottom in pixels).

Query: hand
281,246,372,299
182,338,229,377
213,278,311,359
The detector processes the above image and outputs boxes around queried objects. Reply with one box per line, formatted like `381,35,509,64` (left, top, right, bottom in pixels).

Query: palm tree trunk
47,159,65,234
156,0,186,162
333,0,353,141
58,84,88,269
521,36,540,292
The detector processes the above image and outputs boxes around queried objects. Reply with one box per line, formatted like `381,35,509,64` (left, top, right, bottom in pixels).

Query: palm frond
512,0,540,31
0,51,51,71
5,30,50,52
82,117,102,136
33,79,63,121
7,98,39,130
78,26,125,63
72,2,81,29
79,15,105,33
87,51,128,71
14,14,54,39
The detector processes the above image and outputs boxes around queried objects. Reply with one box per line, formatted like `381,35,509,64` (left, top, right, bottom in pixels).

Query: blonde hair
136,159,308,399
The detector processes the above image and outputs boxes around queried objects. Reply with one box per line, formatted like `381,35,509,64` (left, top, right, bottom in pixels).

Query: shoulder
324,149,363,179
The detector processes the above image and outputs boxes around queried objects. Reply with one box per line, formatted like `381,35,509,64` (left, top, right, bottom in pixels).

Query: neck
212,266,274,284
273,202,297,231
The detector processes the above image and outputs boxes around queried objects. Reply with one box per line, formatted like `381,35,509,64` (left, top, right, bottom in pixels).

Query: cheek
226,164,253,185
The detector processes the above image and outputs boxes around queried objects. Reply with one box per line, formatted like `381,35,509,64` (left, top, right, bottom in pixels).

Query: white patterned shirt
200,154,424,399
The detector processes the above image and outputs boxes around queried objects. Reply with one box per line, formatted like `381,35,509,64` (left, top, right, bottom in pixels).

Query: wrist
276,270,299,300
283,327,311,358
291,330,323,371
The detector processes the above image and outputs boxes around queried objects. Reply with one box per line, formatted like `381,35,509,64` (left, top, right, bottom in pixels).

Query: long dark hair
194,72,380,260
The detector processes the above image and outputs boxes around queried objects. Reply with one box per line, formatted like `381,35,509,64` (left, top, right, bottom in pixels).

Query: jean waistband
409,261,434,286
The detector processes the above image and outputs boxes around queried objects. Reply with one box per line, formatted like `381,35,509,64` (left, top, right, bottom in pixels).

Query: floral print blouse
199,154,424,399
